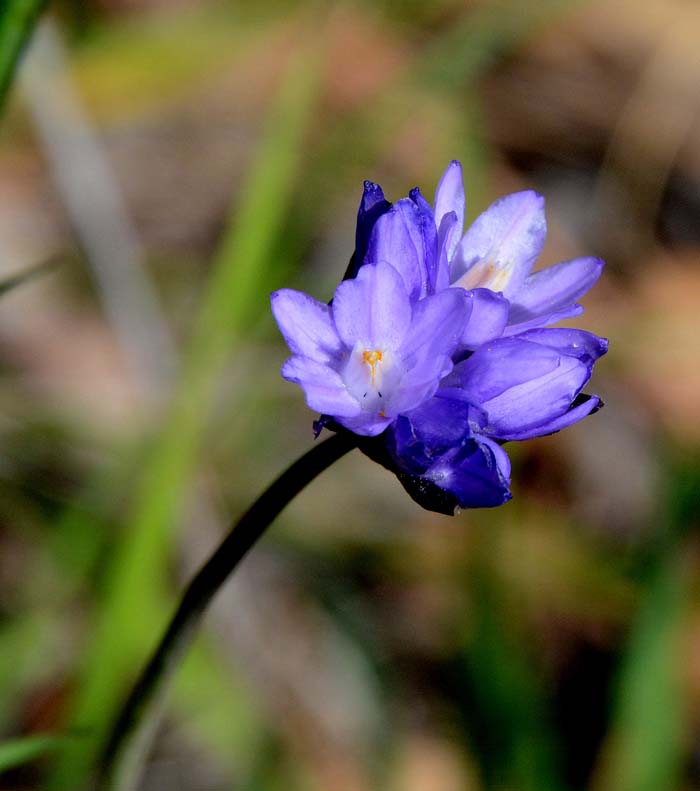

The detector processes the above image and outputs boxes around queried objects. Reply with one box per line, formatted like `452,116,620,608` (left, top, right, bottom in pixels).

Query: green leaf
0,0,48,111
0,734,63,773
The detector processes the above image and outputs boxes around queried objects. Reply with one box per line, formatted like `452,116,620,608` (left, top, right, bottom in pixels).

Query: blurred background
0,0,698,789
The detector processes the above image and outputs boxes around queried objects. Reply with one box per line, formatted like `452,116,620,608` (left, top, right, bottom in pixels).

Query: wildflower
271,261,467,437
386,328,607,510
363,161,604,343
436,161,604,333
271,164,607,513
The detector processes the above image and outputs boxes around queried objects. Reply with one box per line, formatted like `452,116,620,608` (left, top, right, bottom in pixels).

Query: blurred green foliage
0,1,698,790
49,44,321,790
0,0,47,109
0,735,63,773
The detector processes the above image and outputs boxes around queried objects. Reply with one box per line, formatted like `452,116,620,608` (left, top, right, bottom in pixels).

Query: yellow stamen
362,349,383,384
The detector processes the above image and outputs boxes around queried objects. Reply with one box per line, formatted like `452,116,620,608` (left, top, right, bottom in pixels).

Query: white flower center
342,342,402,413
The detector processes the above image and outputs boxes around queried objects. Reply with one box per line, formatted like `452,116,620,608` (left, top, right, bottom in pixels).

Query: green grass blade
48,50,320,790
0,0,48,110
595,457,699,791
0,735,63,773
463,586,565,790
595,547,689,791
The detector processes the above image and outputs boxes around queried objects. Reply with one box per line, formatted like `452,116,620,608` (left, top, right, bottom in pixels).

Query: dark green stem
98,432,357,791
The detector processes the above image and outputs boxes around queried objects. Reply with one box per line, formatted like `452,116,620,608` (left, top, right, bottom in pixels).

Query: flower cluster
271,162,607,514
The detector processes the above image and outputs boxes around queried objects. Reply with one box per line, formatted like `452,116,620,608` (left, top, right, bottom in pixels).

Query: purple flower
363,161,604,344
386,328,607,509
271,261,467,437
271,164,607,514
436,161,604,335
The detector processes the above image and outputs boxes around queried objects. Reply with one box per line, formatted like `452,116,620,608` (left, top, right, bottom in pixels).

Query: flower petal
281,357,360,417
515,327,609,366
366,198,430,301
424,436,512,508
337,411,393,437
460,288,510,349
409,187,439,293
444,338,558,400
451,190,546,299
508,256,604,325
436,211,458,292
503,304,583,335
389,397,487,471
434,160,465,259
447,336,592,439
388,289,469,414
503,393,603,440
353,180,392,275
386,355,454,417
402,288,469,365
332,261,411,349
271,289,343,364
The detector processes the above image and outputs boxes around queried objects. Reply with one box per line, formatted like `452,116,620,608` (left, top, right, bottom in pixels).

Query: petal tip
359,180,390,213
502,189,545,216
521,188,545,205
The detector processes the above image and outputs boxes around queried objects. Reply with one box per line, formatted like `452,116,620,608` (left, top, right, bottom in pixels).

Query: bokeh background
0,1,698,789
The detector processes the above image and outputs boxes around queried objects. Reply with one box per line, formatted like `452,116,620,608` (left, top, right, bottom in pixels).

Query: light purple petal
515,328,609,366
332,262,411,349
401,288,468,365
336,412,393,437
386,358,454,416
503,304,583,335
434,160,465,259
460,288,510,349
271,289,343,364
409,187,439,293
451,190,546,299
366,199,428,301
504,394,602,440
445,338,558,399
483,359,590,438
281,357,360,417
388,289,469,414
446,337,592,438
508,256,604,324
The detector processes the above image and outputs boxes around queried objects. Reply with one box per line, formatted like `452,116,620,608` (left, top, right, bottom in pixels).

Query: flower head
272,261,467,436
271,162,607,513
364,161,604,343
439,167,603,335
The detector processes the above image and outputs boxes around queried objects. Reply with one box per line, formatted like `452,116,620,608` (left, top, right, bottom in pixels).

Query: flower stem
97,432,357,791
